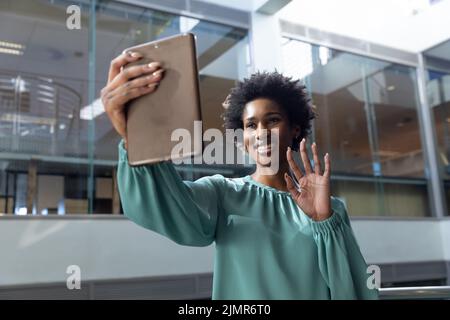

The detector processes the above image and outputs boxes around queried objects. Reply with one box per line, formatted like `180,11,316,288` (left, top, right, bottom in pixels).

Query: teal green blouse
117,141,378,300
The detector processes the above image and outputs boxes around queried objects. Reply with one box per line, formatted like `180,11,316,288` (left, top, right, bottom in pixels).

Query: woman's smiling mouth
255,144,272,155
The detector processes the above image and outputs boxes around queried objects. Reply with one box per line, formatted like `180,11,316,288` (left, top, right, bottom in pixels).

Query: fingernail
130,52,142,58
148,62,161,68
152,69,165,76
148,82,159,88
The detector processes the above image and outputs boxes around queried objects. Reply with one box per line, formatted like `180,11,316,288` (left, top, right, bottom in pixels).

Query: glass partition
0,0,91,214
0,0,250,215
282,38,430,217
424,39,450,214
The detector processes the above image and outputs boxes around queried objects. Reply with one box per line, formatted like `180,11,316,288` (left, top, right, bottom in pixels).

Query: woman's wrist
312,210,333,222
310,209,341,234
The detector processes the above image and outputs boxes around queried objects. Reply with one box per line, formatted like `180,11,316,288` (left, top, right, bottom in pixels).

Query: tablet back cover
124,33,203,166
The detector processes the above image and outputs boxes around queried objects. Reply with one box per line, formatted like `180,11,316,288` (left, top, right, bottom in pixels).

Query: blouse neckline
243,175,292,196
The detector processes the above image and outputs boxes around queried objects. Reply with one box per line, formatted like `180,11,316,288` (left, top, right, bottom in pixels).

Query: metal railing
379,286,450,300
0,70,83,157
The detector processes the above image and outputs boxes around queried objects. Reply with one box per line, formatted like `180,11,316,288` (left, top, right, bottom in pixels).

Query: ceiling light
0,48,23,55
387,85,396,91
0,41,25,49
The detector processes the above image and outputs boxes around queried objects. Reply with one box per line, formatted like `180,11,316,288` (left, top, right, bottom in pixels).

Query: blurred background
0,0,450,299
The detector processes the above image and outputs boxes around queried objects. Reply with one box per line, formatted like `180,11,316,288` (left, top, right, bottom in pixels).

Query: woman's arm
101,52,220,246
310,197,379,299
117,140,221,247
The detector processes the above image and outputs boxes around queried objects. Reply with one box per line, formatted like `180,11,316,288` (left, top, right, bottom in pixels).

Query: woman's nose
256,124,270,141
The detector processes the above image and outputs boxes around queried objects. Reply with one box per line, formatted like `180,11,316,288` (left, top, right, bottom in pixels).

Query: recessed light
0,41,25,49
0,47,23,55
387,85,396,91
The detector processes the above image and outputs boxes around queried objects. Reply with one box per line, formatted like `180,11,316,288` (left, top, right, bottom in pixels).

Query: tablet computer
123,33,203,166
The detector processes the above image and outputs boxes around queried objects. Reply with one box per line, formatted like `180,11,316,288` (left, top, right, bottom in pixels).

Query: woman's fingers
108,82,159,107
312,142,322,175
108,62,162,92
286,146,303,181
108,51,143,84
300,138,313,175
323,153,331,179
102,69,163,117
284,173,300,198
119,70,164,92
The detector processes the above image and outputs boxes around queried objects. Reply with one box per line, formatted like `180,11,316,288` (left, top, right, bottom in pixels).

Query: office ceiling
278,0,450,53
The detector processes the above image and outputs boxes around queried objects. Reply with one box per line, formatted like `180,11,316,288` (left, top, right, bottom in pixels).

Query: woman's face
242,98,300,170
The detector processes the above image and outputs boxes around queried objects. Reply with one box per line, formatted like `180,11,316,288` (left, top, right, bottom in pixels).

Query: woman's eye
246,123,256,129
268,118,280,124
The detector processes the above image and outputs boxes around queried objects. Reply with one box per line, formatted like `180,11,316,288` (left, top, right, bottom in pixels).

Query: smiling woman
109,60,379,299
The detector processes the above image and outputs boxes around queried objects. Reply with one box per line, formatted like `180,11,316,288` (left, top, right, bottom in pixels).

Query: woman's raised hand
101,51,164,148
284,138,332,222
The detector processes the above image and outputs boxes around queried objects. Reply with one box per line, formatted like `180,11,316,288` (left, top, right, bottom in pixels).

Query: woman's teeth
256,145,271,154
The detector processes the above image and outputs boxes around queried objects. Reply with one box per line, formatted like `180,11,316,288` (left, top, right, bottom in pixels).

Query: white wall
351,219,445,264
440,220,450,261
0,217,449,287
0,218,214,286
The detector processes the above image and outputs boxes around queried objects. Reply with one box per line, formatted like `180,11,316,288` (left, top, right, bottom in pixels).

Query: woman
101,51,379,300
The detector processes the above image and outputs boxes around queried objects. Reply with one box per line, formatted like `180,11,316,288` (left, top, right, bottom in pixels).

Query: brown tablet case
123,33,203,166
